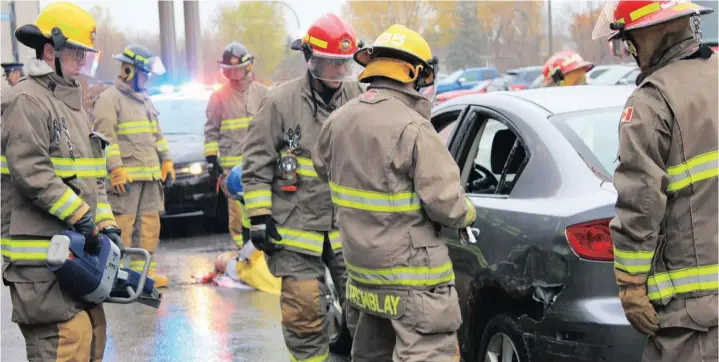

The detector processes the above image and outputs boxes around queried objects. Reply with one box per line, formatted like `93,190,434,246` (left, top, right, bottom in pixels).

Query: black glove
206,156,223,178
100,226,126,256
73,211,100,254
249,215,284,256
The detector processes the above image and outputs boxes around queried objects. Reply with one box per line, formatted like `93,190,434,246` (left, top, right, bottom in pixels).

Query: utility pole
158,0,178,84
547,0,554,57
183,0,202,82
9,1,19,62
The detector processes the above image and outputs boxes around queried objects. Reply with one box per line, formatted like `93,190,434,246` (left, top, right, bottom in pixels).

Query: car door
434,106,537,356
458,70,483,90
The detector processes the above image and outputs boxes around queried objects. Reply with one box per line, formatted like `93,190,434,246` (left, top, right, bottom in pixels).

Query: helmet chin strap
51,27,66,79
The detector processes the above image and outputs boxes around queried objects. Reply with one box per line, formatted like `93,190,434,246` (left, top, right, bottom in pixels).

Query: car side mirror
458,77,466,84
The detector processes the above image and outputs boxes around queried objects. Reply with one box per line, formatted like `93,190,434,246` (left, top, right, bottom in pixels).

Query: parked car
435,67,500,95
585,65,615,83
432,80,493,105
430,85,646,362
502,66,543,90
151,89,228,231
588,64,639,86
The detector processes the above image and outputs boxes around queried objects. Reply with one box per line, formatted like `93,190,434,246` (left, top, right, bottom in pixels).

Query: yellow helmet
353,24,437,87
16,1,98,52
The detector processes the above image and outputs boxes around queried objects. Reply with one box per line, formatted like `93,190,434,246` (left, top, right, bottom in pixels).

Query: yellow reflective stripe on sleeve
347,261,454,287
239,201,251,228
51,157,107,178
329,230,342,251
630,2,660,21
289,349,329,362
219,155,243,168
613,247,655,274
49,188,84,221
1,156,106,178
106,143,121,158
647,264,719,301
124,165,162,180
0,155,8,175
156,139,169,152
204,142,219,156
116,120,155,135
0,238,51,261
245,189,272,210
95,202,115,224
220,117,252,131
667,151,719,192
329,182,421,213
274,227,324,254
232,234,244,247
464,197,475,226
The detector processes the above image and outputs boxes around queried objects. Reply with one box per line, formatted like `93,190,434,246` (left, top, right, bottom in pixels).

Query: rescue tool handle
460,227,480,245
106,248,151,304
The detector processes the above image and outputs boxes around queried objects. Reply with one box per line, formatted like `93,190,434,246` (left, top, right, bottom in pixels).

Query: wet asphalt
1,218,349,362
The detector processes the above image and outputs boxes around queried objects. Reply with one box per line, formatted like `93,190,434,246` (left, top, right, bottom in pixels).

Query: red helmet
542,50,594,86
593,0,714,40
290,13,363,82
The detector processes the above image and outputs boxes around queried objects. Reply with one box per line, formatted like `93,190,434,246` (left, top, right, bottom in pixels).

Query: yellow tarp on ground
232,250,281,296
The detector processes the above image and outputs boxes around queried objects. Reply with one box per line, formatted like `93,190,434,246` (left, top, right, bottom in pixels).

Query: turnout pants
219,171,249,247
108,180,164,273
642,295,718,362
346,283,462,362
4,265,107,361
266,235,347,362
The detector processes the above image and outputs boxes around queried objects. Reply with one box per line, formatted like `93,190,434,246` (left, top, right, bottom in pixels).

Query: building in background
1,1,40,65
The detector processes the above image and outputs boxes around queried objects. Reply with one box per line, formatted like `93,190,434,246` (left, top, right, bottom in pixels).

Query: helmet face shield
220,62,251,81
142,56,166,76
308,53,363,82
59,46,101,78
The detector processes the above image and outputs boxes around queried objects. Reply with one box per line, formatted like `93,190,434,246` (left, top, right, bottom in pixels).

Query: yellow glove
110,167,133,194
161,160,176,183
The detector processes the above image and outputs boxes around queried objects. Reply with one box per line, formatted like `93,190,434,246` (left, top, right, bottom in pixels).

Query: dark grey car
432,85,647,362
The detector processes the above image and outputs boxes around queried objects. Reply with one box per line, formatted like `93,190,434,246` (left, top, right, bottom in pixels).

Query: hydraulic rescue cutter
46,231,163,308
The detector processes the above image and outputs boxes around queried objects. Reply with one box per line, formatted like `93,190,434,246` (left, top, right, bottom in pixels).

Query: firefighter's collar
115,77,148,102
302,72,347,108
368,79,431,118
32,71,82,111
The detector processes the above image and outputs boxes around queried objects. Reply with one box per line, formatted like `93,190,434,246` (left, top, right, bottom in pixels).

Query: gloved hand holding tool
161,160,176,188
249,215,284,256
619,283,659,335
206,156,223,178
110,166,133,194
73,211,101,254
100,226,126,256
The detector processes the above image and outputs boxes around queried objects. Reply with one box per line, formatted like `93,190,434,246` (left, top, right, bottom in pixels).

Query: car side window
462,71,481,82
464,118,528,196
482,70,496,80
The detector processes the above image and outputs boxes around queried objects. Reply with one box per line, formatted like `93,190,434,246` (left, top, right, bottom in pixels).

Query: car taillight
565,219,614,261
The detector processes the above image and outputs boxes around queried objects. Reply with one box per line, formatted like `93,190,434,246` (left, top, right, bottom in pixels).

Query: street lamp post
548,0,554,56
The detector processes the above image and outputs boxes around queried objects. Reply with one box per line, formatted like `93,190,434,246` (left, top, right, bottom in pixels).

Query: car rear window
549,107,623,178
153,96,208,136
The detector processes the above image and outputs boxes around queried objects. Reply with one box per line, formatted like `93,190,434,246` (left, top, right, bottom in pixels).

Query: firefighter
241,13,364,361
541,50,595,87
92,44,174,288
312,24,476,362
204,42,268,248
1,2,124,360
593,1,718,361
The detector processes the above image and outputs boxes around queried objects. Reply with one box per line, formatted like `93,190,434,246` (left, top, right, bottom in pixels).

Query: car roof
506,65,542,73
441,85,635,115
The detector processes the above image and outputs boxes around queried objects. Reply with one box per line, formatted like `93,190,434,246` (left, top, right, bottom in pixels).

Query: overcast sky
39,0,344,39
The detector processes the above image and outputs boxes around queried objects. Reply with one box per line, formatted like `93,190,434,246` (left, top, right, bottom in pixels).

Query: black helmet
113,44,166,75
220,42,253,68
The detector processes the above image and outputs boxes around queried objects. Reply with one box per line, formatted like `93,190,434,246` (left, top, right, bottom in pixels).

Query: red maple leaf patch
620,107,634,123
